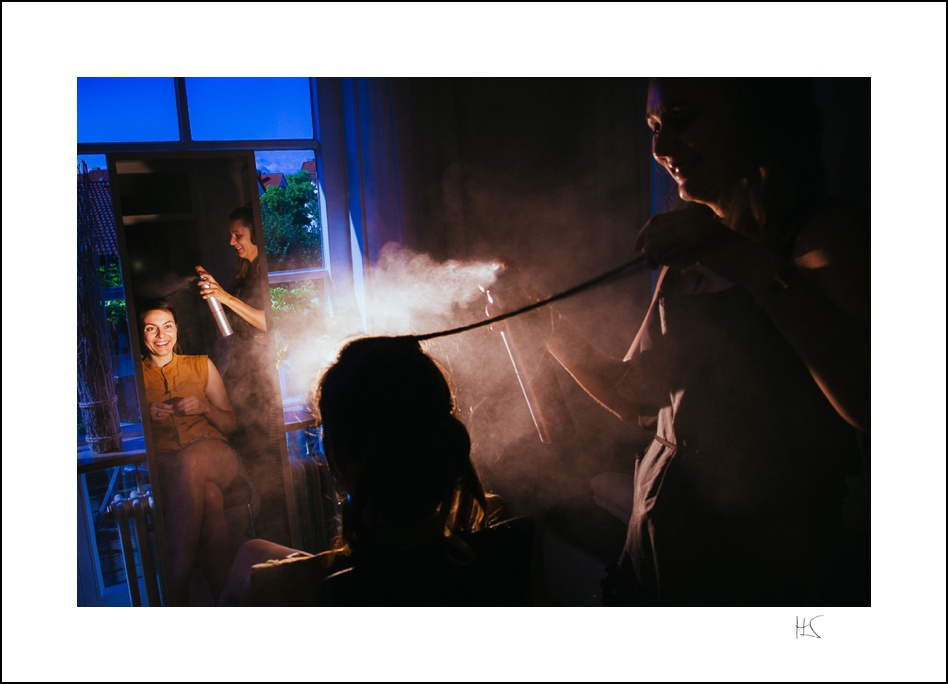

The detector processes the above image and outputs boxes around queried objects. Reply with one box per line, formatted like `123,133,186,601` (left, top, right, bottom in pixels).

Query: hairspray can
201,279,234,337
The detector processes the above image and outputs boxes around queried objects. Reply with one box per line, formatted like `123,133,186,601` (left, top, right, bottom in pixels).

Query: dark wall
814,77,872,214
403,77,655,355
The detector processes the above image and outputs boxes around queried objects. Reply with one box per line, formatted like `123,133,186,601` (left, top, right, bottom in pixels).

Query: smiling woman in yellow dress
139,300,240,606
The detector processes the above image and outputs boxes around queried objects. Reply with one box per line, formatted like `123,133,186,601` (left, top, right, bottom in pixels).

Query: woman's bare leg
196,482,235,600
218,539,311,606
158,440,238,606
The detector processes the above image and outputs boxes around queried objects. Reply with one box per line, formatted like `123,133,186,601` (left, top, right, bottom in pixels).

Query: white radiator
104,490,162,607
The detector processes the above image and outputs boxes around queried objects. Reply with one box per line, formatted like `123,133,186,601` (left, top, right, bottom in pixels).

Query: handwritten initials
795,615,822,639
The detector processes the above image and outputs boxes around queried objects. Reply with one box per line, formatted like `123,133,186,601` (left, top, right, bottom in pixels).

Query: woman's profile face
229,219,258,263
142,309,177,360
646,78,751,216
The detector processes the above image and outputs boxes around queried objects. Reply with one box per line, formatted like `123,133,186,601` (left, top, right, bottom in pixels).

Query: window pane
255,150,323,271
186,78,313,140
78,78,179,143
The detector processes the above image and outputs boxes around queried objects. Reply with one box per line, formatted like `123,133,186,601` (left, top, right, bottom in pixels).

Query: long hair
313,336,489,555
137,299,182,360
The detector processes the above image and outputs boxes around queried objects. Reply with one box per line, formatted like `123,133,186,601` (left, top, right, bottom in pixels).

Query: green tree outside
260,167,328,393
99,256,126,326
260,169,322,269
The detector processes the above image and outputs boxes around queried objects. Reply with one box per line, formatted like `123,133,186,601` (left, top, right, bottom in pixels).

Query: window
78,78,179,143
254,150,328,407
186,78,314,141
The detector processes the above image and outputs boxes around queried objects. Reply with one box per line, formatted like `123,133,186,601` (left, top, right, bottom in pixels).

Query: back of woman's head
315,336,485,534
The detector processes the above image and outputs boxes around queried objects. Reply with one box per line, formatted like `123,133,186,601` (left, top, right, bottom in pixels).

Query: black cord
415,255,648,341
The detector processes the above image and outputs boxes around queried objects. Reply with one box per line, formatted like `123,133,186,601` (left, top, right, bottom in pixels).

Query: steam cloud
275,243,500,402
276,241,650,517
368,243,499,336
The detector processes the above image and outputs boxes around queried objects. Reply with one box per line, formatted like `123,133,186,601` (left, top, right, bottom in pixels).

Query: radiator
104,489,162,607
289,456,341,554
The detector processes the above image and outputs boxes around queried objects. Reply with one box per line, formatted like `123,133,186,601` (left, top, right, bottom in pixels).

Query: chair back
319,516,537,606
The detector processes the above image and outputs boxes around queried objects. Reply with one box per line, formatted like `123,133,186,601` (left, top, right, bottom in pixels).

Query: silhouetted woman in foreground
223,336,537,606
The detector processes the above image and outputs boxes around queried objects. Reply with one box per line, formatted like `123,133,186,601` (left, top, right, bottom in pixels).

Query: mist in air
276,238,650,516
273,79,656,515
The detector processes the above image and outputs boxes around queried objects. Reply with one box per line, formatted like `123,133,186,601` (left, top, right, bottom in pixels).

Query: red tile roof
78,173,118,257
302,159,317,181
259,172,285,190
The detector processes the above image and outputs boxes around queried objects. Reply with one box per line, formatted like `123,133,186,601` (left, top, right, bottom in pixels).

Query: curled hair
313,336,488,553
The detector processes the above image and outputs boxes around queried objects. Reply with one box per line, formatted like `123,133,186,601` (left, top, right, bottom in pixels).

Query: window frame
77,78,323,156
